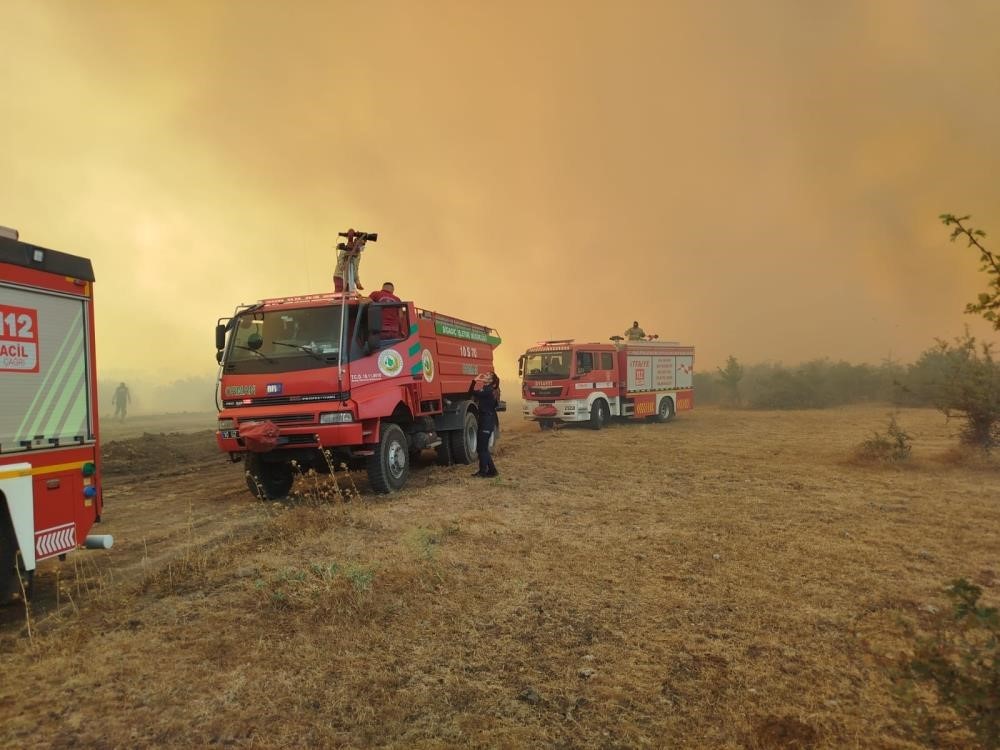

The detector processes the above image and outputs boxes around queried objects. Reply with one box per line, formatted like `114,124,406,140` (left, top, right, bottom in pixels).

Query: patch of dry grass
1,405,998,748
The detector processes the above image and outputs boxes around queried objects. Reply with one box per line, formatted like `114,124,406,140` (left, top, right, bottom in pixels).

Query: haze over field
3,0,999,411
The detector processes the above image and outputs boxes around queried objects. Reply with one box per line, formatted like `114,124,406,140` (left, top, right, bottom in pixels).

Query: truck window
523,352,569,379
600,352,614,370
576,351,594,375
226,305,357,374
0,286,95,451
373,304,409,345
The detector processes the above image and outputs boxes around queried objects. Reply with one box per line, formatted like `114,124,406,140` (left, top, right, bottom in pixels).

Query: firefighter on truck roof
625,321,645,341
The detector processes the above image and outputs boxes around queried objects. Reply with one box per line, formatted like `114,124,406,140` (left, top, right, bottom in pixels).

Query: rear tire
367,423,410,493
656,396,676,423
589,399,609,431
244,454,294,500
449,410,478,465
0,507,17,605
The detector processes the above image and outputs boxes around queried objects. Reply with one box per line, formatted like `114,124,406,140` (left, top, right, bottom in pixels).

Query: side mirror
517,356,525,377
215,323,227,351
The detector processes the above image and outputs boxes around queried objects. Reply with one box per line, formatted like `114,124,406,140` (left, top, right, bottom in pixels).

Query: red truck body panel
1,235,103,572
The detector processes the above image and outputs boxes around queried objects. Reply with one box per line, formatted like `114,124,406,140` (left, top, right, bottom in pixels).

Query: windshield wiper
272,340,325,361
230,345,276,363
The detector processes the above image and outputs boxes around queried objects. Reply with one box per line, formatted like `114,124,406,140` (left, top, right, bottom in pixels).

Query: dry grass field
1,405,998,749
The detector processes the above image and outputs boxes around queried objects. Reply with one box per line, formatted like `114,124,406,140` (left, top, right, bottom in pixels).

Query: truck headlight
319,412,353,424
218,418,236,430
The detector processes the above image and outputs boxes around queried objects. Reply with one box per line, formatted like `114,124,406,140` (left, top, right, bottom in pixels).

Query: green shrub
856,414,912,462
905,333,1000,450
897,579,999,748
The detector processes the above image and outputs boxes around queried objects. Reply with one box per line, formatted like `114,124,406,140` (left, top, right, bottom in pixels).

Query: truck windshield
224,304,365,374
523,352,570,379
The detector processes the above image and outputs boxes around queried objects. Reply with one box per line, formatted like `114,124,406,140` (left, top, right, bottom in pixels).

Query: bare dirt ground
1,405,997,749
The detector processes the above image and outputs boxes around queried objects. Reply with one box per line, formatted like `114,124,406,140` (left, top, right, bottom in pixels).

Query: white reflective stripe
0,462,36,570
574,383,594,390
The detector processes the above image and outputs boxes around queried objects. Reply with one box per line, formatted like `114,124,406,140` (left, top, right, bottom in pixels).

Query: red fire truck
0,226,112,603
519,338,694,429
214,234,503,497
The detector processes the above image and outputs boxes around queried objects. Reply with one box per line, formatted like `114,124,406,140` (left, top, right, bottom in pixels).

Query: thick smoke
3,1,998,403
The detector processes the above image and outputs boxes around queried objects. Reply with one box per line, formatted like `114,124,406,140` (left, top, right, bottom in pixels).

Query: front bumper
521,399,591,423
216,420,366,454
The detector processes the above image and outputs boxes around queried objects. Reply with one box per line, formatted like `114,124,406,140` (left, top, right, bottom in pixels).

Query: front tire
245,454,294,500
367,423,410,493
589,399,609,431
449,410,478,465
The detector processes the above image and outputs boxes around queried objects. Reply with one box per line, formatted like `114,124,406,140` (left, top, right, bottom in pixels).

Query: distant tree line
696,344,994,410
695,213,999,450
695,357,905,409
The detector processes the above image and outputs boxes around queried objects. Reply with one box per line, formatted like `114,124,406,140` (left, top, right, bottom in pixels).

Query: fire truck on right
518,337,694,430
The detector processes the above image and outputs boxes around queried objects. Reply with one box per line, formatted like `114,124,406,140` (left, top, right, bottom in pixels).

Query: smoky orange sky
3,0,999,403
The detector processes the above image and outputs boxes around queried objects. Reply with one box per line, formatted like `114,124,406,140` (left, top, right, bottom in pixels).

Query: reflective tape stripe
35,523,77,558
0,460,88,480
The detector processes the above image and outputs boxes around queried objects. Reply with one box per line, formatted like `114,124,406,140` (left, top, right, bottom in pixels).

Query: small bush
856,414,912,463
896,579,999,748
905,332,1000,451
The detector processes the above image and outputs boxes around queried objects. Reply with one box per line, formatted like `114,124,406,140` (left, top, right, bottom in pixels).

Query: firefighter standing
625,321,646,341
113,382,131,421
333,229,374,293
469,373,500,478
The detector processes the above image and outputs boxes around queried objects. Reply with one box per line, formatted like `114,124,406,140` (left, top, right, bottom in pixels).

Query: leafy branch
940,213,1000,328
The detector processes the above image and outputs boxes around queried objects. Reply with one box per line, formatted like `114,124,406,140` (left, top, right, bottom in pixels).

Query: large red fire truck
519,338,694,429
214,231,503,497
0,226,112,603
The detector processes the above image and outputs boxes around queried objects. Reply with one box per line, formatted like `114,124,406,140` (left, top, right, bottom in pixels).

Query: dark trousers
477,427,497,475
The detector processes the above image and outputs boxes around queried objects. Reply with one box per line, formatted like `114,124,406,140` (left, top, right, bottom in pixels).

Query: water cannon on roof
336,228,378,249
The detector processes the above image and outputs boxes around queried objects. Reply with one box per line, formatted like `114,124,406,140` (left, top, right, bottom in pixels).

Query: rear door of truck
1,282,96,555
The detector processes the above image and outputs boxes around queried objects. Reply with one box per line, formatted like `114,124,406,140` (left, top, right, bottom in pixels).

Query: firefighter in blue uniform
469,373,500,478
